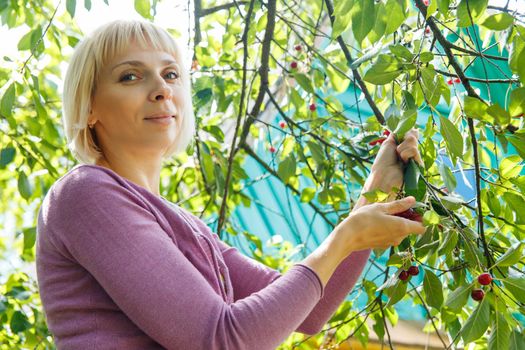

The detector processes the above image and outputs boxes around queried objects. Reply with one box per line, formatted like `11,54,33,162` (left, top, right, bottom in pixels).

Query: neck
95,155,163,197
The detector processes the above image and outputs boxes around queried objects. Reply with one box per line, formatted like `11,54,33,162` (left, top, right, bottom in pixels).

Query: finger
390,215,427,235
383,132,397,146
398,148,420,163
378,133,397,151
397,134,418,151
381,196,416,214
405,128,419,139
397,134,423,166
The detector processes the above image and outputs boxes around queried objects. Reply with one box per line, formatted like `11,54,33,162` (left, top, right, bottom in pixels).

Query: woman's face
90,42,185,160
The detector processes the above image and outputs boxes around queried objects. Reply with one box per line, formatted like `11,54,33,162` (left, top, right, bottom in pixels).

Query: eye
119,73,139,82
165,71,179,80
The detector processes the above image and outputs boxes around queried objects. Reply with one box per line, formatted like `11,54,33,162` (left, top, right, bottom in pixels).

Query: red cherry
408,265,420,276
279,121,286,128
478,273,492,286
399,270,410,281
383,130,391,136
294,45,302,51
290,61,298,69
425,27,431,35
394,208,423,223
269,146,276,153
369,137,387,146
423,0,429,6
309,103,316,111
454,77,461,84
471,289,484,301
447,78,454,85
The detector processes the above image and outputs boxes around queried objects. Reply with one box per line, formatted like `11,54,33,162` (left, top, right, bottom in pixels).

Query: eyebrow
111,59,179,73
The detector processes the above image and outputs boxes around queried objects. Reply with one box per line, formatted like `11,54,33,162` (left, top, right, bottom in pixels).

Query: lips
145,115,175,120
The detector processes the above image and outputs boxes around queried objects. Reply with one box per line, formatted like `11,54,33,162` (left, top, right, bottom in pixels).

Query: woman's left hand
368,129,423,199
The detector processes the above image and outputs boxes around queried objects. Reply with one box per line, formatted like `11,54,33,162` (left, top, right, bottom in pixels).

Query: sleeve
48,170,323,350
212,234,371,335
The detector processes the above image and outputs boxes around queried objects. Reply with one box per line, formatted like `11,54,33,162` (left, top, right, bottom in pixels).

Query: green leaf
439,116,463,165
438,229,458,255
510,329,525,350
457,0,488,27
441,195,464,210
444,284,472,311
507,133,525,160
1,83,15,118
17,171,33,200
332,11,353,38
486,103,510,125
509,87,525,117
426,0,438,18
10,311,31,333
500,155,523,179
437,0,450,16
423,210,440,226
307,140,325,168
385,278,407,307
493,243,523,267
363,54,404,85
386,252,411,267
277,155,296,184
294,73,314,94
368,2,387,44
362,189,389,203
439,163,456,192
461,295,490,343
134,0,151,18
420,52,434,63
488,312,510,350
464,96,491,122
423,270,443,309
352,0,375,45
404,159,420,197
419,67,441,107
66,0,76,18
300,188,316,203
84,0,92,11
23,227,37,252
389,44,413,61
502,277,525,303
384,0,405,35
0,147,15,168
393,110,417,141
509,37,525,74
17,30,33,51
481,13,514,31
517,45,525,84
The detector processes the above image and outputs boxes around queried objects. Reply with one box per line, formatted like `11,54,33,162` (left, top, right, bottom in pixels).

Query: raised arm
43,171,324,350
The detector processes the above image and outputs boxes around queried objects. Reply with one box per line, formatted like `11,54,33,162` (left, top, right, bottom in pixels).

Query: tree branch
216,0,258,238
238,0,277,146
200,1,250,17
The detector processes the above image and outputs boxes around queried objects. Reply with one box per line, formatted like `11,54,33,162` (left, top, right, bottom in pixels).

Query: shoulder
52,164,124,195
41,165,144,221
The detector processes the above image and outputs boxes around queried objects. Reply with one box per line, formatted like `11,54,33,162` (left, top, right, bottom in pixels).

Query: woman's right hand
333,196,426,256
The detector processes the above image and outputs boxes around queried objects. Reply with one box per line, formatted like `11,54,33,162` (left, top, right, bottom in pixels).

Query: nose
149,78,172,102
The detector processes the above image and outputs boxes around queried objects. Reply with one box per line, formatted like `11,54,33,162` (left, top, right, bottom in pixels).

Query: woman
36,20,425,349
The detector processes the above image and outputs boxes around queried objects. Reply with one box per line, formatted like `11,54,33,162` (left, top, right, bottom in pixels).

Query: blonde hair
62,20,195,164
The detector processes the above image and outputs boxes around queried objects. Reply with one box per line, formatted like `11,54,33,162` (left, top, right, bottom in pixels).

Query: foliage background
1,0,525,349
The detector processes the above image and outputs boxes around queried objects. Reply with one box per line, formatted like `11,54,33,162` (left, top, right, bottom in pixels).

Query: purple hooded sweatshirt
36,164,370,349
